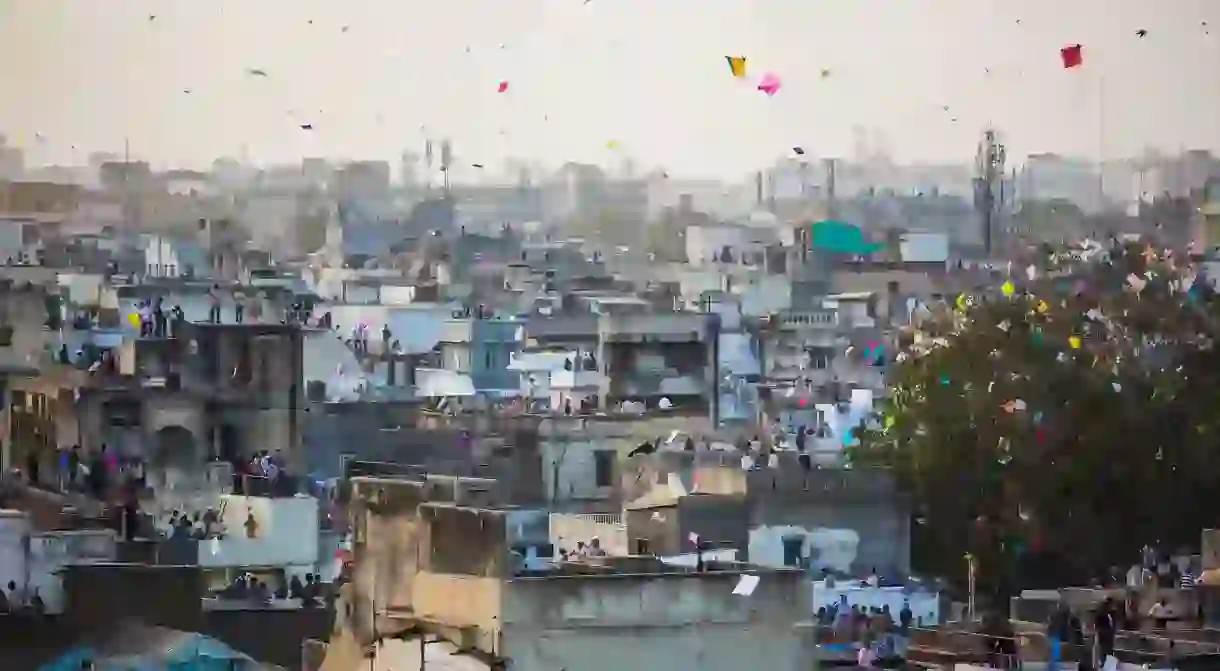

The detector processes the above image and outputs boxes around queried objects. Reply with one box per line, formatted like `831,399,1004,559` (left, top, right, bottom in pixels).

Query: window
782,536,805,567
593,450,614,488
633,538,651,555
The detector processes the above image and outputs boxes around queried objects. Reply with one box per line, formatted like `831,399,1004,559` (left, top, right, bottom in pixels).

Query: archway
151,425,198,470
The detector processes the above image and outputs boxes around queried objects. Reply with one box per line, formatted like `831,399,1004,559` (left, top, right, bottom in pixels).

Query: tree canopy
850,240,1220,594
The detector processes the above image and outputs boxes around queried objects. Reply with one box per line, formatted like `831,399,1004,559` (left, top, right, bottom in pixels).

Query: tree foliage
850,240,1220,594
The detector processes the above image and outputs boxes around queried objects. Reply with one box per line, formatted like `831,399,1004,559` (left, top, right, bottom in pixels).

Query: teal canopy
809,220,883,254
40,627,260,671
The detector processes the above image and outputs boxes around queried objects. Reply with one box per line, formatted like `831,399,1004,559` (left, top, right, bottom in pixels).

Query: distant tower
439,139,453,194
974,128,1006,256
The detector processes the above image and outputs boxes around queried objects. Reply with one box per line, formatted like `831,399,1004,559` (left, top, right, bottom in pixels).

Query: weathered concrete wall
348,479,511,651
501,570,811,671
350,477,428,644
621,454,909,576
412,572,502,651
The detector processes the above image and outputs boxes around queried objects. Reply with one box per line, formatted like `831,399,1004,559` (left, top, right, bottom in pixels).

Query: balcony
770,310,838,330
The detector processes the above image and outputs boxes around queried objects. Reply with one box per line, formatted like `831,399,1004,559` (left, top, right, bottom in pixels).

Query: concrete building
616,451,910,580
333,474,816,671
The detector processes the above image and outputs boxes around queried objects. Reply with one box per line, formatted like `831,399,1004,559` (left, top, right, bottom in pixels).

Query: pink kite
497,80,509,93
757,72,781,96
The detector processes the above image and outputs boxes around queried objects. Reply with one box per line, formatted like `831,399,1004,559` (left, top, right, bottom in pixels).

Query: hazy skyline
1,0,1217,179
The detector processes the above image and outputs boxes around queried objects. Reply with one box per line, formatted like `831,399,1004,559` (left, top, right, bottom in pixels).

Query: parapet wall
501,569,812,671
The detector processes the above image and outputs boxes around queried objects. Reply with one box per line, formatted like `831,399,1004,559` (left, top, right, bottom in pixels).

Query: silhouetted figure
153,297,166,337
26,451,39,487
208,285,221,323
289,574,305,600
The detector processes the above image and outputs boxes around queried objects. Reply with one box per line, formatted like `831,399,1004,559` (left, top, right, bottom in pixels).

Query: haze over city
2,0,1218,178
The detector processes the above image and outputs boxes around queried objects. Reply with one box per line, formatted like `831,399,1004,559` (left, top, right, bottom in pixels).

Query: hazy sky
1,0,1217,179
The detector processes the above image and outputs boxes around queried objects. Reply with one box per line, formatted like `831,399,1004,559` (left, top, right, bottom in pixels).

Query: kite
793,147,805,156
497,81,509,93
246,68,269,77
1060,44,1083,69
1135,29,1147,38
605,140,619,150
757,72,781,96
725,56,747,78
300,124,313,130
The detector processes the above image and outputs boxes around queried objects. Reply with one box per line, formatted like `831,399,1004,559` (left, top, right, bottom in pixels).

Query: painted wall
199,494,319,569
749,525,860,573
747,499,910,580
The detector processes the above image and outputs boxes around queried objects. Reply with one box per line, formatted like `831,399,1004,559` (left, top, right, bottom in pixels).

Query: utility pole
825,158,838,221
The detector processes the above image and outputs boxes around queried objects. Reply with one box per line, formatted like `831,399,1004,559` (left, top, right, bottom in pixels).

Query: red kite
1060,44,1083,69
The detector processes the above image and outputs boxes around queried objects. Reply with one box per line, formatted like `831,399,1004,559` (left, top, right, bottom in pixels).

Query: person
29,589,44,616
289,574,305,600
0,585,9,613
244,510,259,539
586,538,607,557
303,573,320,607
1047,601,1073,671
1148,598,1172,630
1126,563,1143,589
26,449,40,487
67,445,80,490
234,290,245,324
153,297,166,338
138,301,152,337
207,285,221,323
5,581,20,610
899,600,914,635
1093,598,1117,669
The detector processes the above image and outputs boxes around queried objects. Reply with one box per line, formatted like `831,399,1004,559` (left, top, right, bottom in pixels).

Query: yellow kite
725,56,747,78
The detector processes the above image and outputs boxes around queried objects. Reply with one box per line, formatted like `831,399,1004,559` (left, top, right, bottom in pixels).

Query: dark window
633,537,651,555
782,536,805,567
593,450,614,488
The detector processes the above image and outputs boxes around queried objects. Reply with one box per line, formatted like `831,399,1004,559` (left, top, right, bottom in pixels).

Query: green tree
851,241,1220,595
